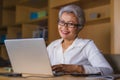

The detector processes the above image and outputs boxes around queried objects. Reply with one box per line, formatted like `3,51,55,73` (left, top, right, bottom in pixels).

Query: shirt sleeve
82,40,113,75
47,40,58,65
47,42,53,61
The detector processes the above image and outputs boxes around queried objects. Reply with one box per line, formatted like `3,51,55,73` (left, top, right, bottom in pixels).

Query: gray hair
59,4,86,28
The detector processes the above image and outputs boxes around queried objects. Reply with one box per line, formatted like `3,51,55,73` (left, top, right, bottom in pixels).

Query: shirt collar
52,38,63,48
68,37,90,48
52,37,84,48
70,37,82,48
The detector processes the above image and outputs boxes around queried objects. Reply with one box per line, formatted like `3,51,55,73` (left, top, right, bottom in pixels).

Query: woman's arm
83,41,113,75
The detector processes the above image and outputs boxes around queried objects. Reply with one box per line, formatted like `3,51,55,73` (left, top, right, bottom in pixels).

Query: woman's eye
68,23,74,26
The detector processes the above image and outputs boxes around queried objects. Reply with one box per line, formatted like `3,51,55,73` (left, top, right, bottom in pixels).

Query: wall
111,0,120,54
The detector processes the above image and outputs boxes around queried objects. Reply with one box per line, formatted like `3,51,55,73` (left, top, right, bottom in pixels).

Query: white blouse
47,38,113,75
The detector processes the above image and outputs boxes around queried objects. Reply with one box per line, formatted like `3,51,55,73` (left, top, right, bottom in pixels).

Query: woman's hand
52,64,84,74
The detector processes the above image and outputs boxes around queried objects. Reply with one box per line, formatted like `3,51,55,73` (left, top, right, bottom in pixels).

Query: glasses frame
58,20,81,28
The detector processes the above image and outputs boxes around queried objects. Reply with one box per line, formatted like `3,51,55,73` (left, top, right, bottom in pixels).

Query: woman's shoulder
76,38,93,44
75,38,97,48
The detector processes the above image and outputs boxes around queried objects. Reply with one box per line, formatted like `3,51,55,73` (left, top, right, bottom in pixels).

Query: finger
52,64,64,71
52,67,63,72
52,64,63,68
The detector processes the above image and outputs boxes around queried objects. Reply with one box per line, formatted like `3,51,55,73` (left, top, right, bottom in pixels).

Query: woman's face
58,12,79,40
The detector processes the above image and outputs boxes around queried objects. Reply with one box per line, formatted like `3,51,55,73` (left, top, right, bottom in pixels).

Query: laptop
4,38,56,77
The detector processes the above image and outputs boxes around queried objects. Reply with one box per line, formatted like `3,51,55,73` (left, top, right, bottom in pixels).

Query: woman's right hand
52,64,84,74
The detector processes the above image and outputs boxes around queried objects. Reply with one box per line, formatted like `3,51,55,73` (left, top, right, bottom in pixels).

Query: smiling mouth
61,30,70,34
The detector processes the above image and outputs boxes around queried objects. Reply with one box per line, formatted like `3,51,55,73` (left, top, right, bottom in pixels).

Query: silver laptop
4,38,55,77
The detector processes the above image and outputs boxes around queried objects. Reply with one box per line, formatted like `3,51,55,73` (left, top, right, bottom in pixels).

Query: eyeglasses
58,20,81,28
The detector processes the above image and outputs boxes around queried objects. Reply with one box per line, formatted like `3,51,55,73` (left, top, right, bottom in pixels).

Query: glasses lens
67,23,75,28
58,20,65,26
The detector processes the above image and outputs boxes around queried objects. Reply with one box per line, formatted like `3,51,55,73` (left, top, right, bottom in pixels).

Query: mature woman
47,4,113,75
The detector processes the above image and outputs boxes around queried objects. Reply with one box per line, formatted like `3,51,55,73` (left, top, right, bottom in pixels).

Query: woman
47,4,113,75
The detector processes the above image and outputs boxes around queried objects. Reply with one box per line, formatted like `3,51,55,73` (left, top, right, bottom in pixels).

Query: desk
1,74,120,80
0,75,116,80
0,68,120,80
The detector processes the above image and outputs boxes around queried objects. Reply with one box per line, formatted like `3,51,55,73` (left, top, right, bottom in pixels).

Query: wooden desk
0,68,120,80
0,75,115,80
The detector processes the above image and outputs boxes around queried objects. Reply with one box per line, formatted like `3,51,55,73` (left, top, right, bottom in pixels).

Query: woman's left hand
52,64,84,74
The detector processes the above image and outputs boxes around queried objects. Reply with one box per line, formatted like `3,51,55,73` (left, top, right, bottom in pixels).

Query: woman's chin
62,37,68,39
62,37,67,39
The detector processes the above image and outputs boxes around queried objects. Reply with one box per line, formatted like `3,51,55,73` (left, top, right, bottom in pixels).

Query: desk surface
0,75,116,80
0,68,120,80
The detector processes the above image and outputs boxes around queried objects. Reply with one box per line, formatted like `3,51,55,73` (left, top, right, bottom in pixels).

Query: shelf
0,0,49,60
49,0,79,8
76,0,110,9
85,17,110,25
1,5,48,27
84,4,110,25
49,0,110,9
0,16,48,30
1,1,48,40
17,16,48,26
3,0,48,9
15,5,48,24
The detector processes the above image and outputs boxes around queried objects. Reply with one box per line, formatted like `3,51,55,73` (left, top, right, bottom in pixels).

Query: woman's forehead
60,12,78,22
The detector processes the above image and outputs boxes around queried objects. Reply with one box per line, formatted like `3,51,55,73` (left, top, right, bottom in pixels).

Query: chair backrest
103,54,120,74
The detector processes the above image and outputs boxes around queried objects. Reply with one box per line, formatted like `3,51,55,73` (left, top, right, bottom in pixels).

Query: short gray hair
59,4,86,28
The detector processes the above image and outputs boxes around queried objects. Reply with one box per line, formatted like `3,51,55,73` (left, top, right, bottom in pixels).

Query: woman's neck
62,38,75,52
63,39,74,45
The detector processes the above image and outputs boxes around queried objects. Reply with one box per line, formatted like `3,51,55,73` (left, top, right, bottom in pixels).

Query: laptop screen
5,38,53,76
